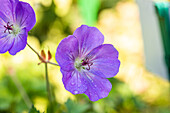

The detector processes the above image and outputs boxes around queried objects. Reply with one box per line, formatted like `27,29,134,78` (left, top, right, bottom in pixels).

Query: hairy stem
45,63,53,105
47,61,59,66
27,43,58,111
26,43,41,58
26,43,59,66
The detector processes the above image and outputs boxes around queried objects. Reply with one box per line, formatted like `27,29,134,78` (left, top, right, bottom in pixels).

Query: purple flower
0,0,36,55
56,25,120,101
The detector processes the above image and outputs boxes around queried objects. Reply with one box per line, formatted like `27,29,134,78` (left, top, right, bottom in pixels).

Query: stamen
4,22,13,34
82,58,93,70
86,64,90,70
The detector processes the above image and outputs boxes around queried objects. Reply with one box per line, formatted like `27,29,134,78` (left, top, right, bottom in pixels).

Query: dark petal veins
56,35,79,71
15,1,36,31
0,35,14,54
8,28,27,55
83,71,112,101
86,44,120,78
73,25,104,57
60,69,88,94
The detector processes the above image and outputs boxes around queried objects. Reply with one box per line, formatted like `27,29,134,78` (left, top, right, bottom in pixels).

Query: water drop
74,90,78,94
71,82,75,86
6,11,10,15
94,94,98,99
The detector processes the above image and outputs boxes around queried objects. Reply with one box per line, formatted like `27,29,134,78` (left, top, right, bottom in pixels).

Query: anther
82,58,93,70
4,22,13,34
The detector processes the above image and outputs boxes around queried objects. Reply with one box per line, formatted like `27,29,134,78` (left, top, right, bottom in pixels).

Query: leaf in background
29,105,41,113
78,0,100,26
65,99,90,113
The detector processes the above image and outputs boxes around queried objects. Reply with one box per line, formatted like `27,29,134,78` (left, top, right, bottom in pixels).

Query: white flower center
12,24,21,36
74,57,93,71
4,22,21,36
74,58,83,71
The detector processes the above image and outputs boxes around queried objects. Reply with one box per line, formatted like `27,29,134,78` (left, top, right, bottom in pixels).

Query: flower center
4,22,21,36
74,57,93,71
82,58,93,70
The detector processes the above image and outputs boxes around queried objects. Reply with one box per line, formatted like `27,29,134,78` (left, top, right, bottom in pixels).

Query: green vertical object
155,2,170,80
78,0,100,26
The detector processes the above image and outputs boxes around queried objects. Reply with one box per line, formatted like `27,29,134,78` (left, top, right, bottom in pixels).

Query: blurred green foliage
0,66,169,113
29,105,40,113
78,0,100,26
30,1,58,44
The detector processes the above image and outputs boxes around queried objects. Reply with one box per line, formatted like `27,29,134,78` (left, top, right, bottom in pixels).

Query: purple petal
0,11,10,23
8,28,27,55
0,35,14,54
15,1,36,31
56,35,79,71
73,25,104,57
60,69,88,94
83,72,112,101
0,17,8,39
86,44,120,78
0,0,19,22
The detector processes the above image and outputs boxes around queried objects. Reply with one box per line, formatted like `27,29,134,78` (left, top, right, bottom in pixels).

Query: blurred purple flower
0,0,36,55
56,25,120,101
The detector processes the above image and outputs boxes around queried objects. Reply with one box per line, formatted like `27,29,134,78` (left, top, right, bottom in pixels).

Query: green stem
26,43,59,66
47,61,59,66
27,43,57,111
45,63,53,105
27,43,41,58
10,74,32,109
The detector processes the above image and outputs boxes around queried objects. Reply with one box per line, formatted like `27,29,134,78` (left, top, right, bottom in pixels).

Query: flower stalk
26,43,58,111
26,43,59,66
45,63,52,106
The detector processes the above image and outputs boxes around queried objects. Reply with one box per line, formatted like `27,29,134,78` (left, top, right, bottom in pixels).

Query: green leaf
65,99,90,113
78,0,100,26
29,105,40,113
